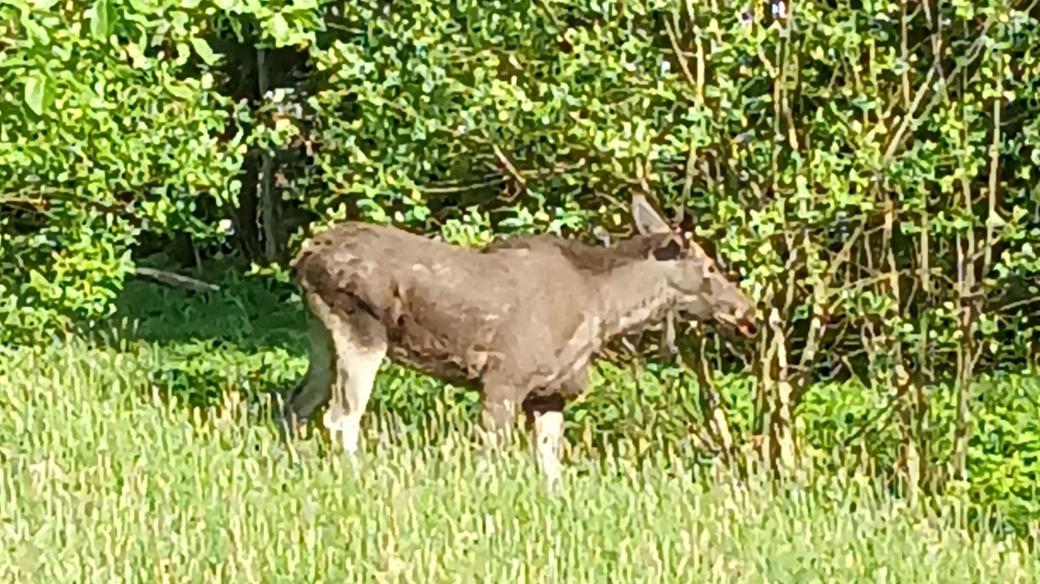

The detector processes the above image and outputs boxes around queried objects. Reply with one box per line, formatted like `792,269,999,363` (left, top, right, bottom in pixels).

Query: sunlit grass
2,343,1038,583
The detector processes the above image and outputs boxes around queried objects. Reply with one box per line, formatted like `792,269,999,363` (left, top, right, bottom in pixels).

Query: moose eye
707,264,717,274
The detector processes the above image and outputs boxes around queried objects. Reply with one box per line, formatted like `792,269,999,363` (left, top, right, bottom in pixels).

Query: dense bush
1,1,251,342
291,0,1040,375
8,1,1039,361
273,0,1040,507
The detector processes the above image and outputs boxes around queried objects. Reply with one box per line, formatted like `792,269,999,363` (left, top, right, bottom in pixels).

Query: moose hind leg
472,384,521,476
320,304,387,457
280,313,335,436
523,394,566,484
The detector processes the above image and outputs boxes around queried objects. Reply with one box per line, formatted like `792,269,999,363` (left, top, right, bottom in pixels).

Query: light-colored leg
534,411,564,484
475,386,519,475
320,306,387,458
480,398,518,438
523,393,566,485
322,346,384,455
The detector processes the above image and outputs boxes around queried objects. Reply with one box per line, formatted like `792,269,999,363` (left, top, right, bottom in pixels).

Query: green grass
3,342,1039,583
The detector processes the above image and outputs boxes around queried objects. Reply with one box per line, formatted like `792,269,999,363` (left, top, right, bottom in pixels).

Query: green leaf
190,37,219,66
165,81,193,100
270,14,289,43
89,0,114,41
23,72,50,116
127,0,155,12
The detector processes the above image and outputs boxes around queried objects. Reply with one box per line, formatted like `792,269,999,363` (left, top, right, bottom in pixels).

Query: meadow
2,269,1038,583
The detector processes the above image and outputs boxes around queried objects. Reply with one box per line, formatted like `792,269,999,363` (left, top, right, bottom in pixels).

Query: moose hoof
322,411,361,457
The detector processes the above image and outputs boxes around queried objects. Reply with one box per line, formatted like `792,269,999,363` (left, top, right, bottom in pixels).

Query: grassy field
3,341,1039,583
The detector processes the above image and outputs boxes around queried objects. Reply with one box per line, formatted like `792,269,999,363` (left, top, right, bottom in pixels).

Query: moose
278,194,758,481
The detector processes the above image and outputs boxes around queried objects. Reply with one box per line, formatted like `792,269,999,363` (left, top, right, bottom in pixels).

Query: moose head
629,194,759,338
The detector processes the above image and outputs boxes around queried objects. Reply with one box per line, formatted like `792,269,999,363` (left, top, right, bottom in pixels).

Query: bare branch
491,143,527,187
134,267,220,293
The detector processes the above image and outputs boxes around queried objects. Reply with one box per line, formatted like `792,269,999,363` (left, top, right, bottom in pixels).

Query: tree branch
134,267,220,293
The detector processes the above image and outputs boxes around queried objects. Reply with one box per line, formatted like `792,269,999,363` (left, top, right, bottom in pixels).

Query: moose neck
593,261,688,340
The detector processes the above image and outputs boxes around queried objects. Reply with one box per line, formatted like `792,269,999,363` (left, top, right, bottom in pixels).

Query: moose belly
382,313,501,389
384,344,477,388
525,355,592,400
379,293,505,387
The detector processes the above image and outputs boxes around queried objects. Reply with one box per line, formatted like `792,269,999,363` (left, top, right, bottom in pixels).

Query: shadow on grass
114,257,307,351
96,257,310,411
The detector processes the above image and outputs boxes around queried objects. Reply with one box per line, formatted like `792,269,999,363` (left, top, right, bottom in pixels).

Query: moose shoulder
279,196,758,482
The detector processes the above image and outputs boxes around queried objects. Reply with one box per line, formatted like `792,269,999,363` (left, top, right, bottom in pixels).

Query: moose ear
631,194,672,235
651,237,683,261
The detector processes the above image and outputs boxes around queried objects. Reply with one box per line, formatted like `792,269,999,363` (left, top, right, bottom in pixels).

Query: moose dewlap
278,195,758,482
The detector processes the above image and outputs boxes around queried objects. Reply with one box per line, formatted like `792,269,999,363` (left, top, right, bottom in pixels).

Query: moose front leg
523,393,566,484
478,385,519,447
472,385,520,476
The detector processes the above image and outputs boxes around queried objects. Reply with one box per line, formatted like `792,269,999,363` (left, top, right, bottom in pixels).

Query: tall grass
2,342,1038,583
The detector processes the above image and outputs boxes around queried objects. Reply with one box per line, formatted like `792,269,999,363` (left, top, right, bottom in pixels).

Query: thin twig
663,14,699,94
491,143,527,187
983,67,1003,271
1000,296,1040,313
419,157,587,195
880,13,996,167
421,177,505,195
134,267,220,293
880,67,936,165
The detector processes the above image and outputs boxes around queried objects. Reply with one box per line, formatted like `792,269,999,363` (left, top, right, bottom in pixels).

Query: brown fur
280,198,758,467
